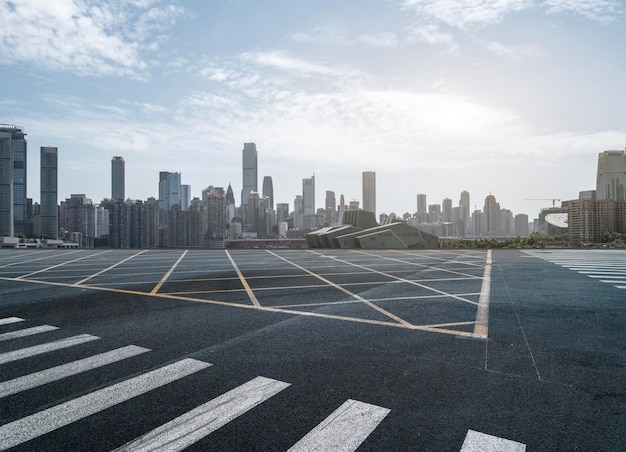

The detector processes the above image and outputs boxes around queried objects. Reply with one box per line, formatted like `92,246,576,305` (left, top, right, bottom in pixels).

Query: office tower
158,171,181,225
276,203,289,224
226,183,236,222
442,198,452,222
262,176,274,209
417,194,427,214
483,194,502,236
64,194,96,247
515,213,529,236
338,194,345,225
181,184,191,210
207,187,226,247
0,125,27,237
302,174,315,214
362,171,376,215
111,156,125,201
40,146,58,239
459,190,470,222
247,191,260,233
596,150,626,200
242,143,258,223
325,190,336,225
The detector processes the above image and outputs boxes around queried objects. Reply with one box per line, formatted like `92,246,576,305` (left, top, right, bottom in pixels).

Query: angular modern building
111,156,125,201
596,150,626,201
40,146,58,239
362,171,376,215
242,143,258,224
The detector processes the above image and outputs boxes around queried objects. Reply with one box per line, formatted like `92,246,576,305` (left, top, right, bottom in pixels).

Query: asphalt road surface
0,248,624,451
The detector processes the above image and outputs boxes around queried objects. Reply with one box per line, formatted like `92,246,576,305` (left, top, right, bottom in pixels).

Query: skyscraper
596,150,626,201
262,176,274,209
302,174,315,214
0,125,27,237
40,146,58,239
417,194,427,215
111,156,125,201
442,198,452,222
362,171,376,215
158,171,181,225
242,143,258,223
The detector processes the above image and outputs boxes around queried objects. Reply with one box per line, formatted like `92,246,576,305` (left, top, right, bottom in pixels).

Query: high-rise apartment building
158,171,181,225
325,190,336,225
242,143,258,223
40,146,58,239
262,176,274,209
64,194,96,247
596,150,626,201
362,171,376,215
0,125,27,237
181,184,191,211
111,156,125,201
442,198,452,222
483,194,502,236
302,175,315,215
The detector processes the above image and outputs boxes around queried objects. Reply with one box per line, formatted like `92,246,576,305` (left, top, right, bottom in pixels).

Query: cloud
358,32,400,48
484,41,546,60
239,50,346,77
543,0,623,24
0,0,186,77
402,0,533,30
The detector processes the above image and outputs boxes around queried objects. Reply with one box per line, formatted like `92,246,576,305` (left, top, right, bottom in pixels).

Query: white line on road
0,345,150,398
114,376,290,451
473,249,492,338
288,399,390,452
461,429,526,451
0,325,59,342
0,317,24,325
0,334,100,364
0,358,211,450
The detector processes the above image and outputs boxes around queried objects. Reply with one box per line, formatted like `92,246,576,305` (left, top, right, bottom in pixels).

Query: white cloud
484,41,545,60
239,51,346,77
0,0,186,77
543,0,623,23
402,0,533,30
358,32,400,48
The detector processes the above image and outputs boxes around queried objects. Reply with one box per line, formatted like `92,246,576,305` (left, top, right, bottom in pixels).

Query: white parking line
0,334,99,364
0,317,24,325
0,325,59,342
0,358,211,450
288,399,390,452
114,376,290,451
461,429,526,451
0,345,150,398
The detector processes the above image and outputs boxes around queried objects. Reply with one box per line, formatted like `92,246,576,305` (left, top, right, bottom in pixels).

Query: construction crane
525,198,561,207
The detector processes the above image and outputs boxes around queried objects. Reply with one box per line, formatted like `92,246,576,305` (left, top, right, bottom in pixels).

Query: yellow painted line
307,250,479,307
15,250,111,280
225,250,261,307
150,250,188,295
266,250,412,327
473,249,492,338
74,250,148,286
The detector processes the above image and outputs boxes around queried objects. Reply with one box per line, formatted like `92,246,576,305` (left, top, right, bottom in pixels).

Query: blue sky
2,0,625,218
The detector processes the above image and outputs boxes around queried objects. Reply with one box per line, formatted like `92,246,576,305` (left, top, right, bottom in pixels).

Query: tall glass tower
111,156,125,201
40,146,58,239
262,176,274,209
596,150,626,200
241,143,258,223
0,125,27,237
302,175,315,215
362,171,376,215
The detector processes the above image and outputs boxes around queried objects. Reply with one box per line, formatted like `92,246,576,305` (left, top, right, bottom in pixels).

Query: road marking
461,429,526,451
74,249,148,286
0,325,59,342
0,334,100,364
0,345,150,398
15,250,111,279
225,250,261,307
267,250,412,326
0,250,84,269
150,250,188,295
473,249,492,338
0,358,211,450
0,317,24,325
288,399,390,452
114,376,290,451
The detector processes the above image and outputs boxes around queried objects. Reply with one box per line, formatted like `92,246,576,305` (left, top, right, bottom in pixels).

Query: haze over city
2,0,626,216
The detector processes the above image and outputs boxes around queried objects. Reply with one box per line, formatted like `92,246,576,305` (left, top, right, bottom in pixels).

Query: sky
2,0,626,219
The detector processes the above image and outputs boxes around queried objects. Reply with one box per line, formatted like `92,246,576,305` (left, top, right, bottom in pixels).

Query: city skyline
2,1,626,217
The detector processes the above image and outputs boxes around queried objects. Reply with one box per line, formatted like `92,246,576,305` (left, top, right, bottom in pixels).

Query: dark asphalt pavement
0,248,624,450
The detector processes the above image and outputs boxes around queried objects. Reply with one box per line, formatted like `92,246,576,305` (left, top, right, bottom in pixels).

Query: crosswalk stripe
0,317,24,326
461,429,526,451
0,334,100,365
288,399,390,452
114,376,290,451
0,325,59,342
0,345,150,399
0,358,211,450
